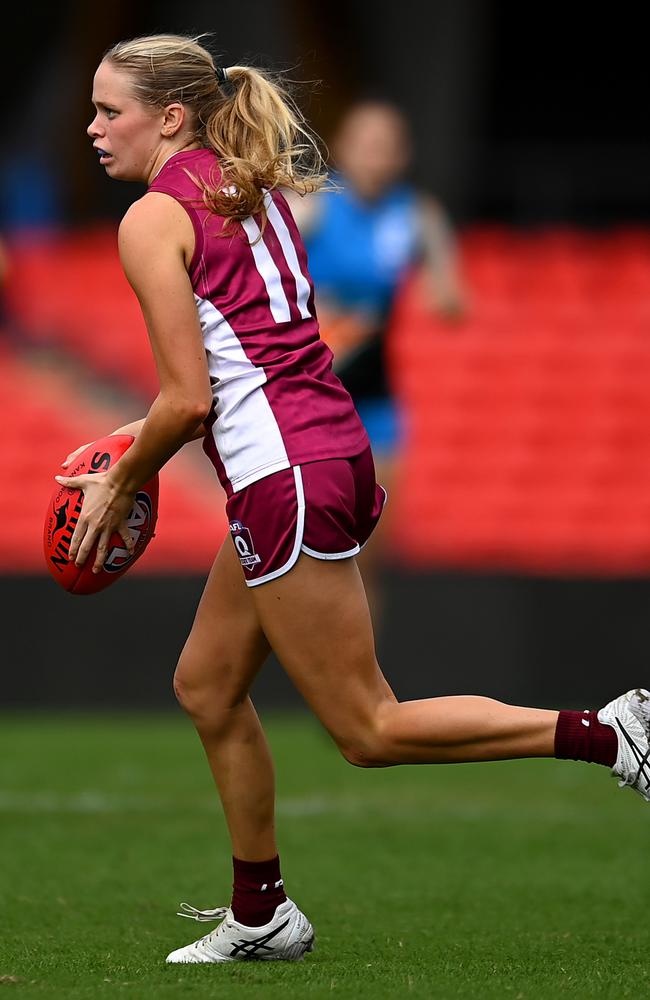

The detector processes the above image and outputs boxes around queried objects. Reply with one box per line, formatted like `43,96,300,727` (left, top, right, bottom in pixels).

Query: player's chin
103,160,137,182
103,161,122,178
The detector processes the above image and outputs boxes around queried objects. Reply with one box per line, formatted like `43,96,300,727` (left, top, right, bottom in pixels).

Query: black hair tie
215,66,228,85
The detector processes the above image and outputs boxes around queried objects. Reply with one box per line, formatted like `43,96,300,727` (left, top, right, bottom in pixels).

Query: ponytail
202,65,328,225
104,35,328,228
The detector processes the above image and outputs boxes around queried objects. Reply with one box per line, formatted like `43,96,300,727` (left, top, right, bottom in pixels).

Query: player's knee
340,744,382,768
336,730,392,768
172,664,203,717
173,654,231,723
336,705,400,768
173,641,252,732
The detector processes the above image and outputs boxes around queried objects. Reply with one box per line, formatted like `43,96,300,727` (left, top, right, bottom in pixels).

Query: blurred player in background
56,34,650,967
288,101,465,621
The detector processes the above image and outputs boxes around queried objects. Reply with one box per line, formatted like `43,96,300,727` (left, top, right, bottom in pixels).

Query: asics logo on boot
616,716,650,791
229,918,290,959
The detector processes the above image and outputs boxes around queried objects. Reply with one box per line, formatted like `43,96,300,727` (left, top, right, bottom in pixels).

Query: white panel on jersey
264,192,312,320
195,294,290,491
242,216,292,324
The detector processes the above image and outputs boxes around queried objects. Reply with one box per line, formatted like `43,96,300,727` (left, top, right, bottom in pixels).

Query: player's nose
87,116,103,138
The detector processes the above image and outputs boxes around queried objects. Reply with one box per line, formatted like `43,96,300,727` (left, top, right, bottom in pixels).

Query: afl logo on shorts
229,520,262,570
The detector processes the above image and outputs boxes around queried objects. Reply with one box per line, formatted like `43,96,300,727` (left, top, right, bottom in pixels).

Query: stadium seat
388,227,650,575
0,344,224,572
6,229,158,397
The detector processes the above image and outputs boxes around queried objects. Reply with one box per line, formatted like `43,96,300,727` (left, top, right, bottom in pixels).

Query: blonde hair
103,34,328,224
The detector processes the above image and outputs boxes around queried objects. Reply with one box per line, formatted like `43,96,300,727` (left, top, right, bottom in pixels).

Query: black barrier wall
3,573,649,710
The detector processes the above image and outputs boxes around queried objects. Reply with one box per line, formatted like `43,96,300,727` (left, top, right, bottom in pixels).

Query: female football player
57,34,650,965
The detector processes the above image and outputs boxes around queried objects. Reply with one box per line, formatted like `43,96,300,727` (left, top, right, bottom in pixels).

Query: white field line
0,791,352,816
0,789,602,821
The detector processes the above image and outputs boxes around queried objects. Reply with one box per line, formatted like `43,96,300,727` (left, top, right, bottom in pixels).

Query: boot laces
177,902,229,923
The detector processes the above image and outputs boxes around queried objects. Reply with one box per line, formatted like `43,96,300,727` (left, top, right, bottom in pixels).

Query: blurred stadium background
3,0,650,713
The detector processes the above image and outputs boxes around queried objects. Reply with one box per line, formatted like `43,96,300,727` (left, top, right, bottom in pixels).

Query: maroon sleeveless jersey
148,148,369,496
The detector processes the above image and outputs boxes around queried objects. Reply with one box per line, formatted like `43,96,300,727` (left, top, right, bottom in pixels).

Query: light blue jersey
303,178,420,452
304,179,420,319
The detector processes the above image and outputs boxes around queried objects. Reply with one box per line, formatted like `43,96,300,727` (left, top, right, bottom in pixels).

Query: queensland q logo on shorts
229,520,262,570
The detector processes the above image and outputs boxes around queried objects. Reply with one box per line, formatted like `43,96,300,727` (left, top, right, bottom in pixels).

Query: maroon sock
554,710,617,767
231,855,287,927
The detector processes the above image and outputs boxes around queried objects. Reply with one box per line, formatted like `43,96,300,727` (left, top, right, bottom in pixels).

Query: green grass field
0,712,648,999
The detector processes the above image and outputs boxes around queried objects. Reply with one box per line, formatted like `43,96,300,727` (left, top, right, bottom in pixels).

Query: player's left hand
54,472,135,573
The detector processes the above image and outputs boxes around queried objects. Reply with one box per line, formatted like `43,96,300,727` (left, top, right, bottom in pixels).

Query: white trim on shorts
244,468,388,587
300,542,361,560
245,466,306,587
302,479,390,562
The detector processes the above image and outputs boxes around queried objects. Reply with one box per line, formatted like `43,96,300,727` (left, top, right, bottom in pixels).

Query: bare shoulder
119,193,195,269
119,191,191,234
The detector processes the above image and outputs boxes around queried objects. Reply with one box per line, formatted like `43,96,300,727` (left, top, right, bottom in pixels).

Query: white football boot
165,897,315,964
598,688,650,801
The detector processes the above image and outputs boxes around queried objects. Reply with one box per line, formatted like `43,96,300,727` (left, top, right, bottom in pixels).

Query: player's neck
147,140,203,185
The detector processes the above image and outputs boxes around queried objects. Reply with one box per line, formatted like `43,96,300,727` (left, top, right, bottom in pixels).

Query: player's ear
161,102,185,137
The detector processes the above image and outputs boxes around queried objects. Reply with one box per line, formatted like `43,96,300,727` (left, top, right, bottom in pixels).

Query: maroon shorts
225,446,387,587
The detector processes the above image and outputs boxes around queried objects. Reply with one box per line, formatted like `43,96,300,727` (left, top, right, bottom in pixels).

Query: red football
44,435,159,595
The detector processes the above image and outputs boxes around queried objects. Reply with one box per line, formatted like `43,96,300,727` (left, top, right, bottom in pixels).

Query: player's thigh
175,535,270,706
249,552,395,742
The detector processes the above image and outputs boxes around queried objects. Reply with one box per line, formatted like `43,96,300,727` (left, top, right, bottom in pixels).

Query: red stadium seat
6,229,157,397
388,226,650,575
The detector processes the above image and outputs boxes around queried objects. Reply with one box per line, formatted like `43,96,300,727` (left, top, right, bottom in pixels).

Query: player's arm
56,193,212,570
111,415,207,444
417,194,466,319
111,417,206,440
61,417,206,469
109,192,213,489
